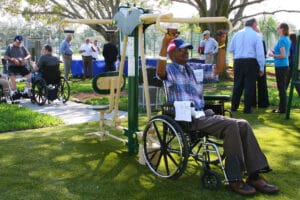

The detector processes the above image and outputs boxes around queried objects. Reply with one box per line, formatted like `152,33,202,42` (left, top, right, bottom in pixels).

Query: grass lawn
0,104,64,133
0,66,300,199
0,111,299,200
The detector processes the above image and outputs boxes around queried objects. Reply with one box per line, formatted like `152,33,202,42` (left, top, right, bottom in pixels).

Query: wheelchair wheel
31,77,47,106
143,115,189,179
200,170,221,190
57,76,70,103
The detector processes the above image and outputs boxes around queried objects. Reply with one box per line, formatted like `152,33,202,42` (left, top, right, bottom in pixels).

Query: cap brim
178,43,193,49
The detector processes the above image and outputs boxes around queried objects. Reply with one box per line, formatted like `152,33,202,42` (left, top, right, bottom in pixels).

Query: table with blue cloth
71,60,106,78
71,58,158,78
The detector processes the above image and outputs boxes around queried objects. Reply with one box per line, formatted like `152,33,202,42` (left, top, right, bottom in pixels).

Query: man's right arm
156,31,178,79
60,41,66,55
256,39,265,75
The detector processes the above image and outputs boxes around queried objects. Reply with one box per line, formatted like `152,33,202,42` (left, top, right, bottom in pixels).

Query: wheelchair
31,70,70,106
143,63,232,190
143,85,231,190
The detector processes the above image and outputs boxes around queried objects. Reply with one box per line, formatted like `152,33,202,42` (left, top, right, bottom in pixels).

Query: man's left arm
20,47,31,66
256,40,265,76
213,38,219,54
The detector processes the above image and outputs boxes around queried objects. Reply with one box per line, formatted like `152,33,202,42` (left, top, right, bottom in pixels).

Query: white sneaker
23,87,29,94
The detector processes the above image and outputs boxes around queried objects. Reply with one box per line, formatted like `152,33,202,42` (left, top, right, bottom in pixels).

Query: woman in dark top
287,33,300,96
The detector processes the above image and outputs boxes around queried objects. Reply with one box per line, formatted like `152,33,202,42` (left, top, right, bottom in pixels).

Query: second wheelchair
31,73,70,106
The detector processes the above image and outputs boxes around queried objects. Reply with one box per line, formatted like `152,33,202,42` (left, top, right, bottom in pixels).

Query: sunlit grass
0,113,299,200
0,104,63,133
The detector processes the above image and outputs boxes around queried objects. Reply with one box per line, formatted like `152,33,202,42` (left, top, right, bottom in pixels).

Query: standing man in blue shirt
229,18,265,114
60,34,73,80
199,30,218,64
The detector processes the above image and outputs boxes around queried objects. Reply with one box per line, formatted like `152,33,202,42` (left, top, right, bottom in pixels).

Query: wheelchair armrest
204,95,231,102
161,101,195,117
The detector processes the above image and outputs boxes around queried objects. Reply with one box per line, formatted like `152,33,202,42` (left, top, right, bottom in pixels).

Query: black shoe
246,176,279,194
272,109,285,114
243,109,252,114
21,92,30,99
228,181,256,195
11,92,22,100
230,107,237,112
258,104,270,108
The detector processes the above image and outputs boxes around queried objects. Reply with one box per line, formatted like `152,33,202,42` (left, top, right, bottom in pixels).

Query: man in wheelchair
156,33,279,195
30,44,61,103
32,44,60,84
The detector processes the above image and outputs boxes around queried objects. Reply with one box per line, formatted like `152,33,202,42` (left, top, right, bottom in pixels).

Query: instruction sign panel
127,37,135,77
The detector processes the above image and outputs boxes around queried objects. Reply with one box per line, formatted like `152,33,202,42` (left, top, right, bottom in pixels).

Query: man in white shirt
92,39,100,61
199,30,219,64
79,38,95,79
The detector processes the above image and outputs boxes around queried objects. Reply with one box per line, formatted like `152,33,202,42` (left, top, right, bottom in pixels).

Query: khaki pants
205,54,215,64
63,55,72,80
192,115,269,176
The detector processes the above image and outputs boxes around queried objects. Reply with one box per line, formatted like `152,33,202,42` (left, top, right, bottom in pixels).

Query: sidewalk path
19,99,128,125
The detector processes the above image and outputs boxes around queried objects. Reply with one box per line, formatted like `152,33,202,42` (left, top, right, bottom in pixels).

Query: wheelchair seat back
40,64,61,85
1,59,8,74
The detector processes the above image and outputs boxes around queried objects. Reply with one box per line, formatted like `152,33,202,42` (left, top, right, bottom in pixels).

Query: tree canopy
1,0,139,39
170,0,300,30
1,0,300,38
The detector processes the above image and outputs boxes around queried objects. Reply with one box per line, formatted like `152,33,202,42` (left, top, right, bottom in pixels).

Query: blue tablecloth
71,58,158,77
71,60,106,77
71,60,84,77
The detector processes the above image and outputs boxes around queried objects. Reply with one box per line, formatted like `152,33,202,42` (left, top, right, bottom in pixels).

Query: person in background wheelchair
31,44,60,84
0,72,10,102
156,31,279,195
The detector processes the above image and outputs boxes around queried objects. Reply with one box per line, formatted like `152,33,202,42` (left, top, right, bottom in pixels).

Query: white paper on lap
174,101,192,122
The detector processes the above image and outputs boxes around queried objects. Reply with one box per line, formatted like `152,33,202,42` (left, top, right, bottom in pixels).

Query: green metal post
125,29,139,155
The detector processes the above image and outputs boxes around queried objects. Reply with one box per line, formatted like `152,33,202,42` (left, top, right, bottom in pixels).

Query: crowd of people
0,33,119,100
60,34,118,80
199,18,298,114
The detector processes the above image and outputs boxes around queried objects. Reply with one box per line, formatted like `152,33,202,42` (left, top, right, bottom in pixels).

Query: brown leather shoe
247,176,279,194
228,181,256,195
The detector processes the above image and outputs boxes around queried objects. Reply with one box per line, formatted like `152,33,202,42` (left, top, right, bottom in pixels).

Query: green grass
1,66,300,199
0,104,63,133
0,113,299,200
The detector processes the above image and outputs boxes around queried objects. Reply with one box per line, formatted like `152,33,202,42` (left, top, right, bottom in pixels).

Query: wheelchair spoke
143,115,189,179
153,151,163,171
152,121,163,144
165,151,180,168
163,153,171,175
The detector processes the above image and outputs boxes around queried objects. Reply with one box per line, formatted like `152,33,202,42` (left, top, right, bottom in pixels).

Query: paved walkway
19,99,128,125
